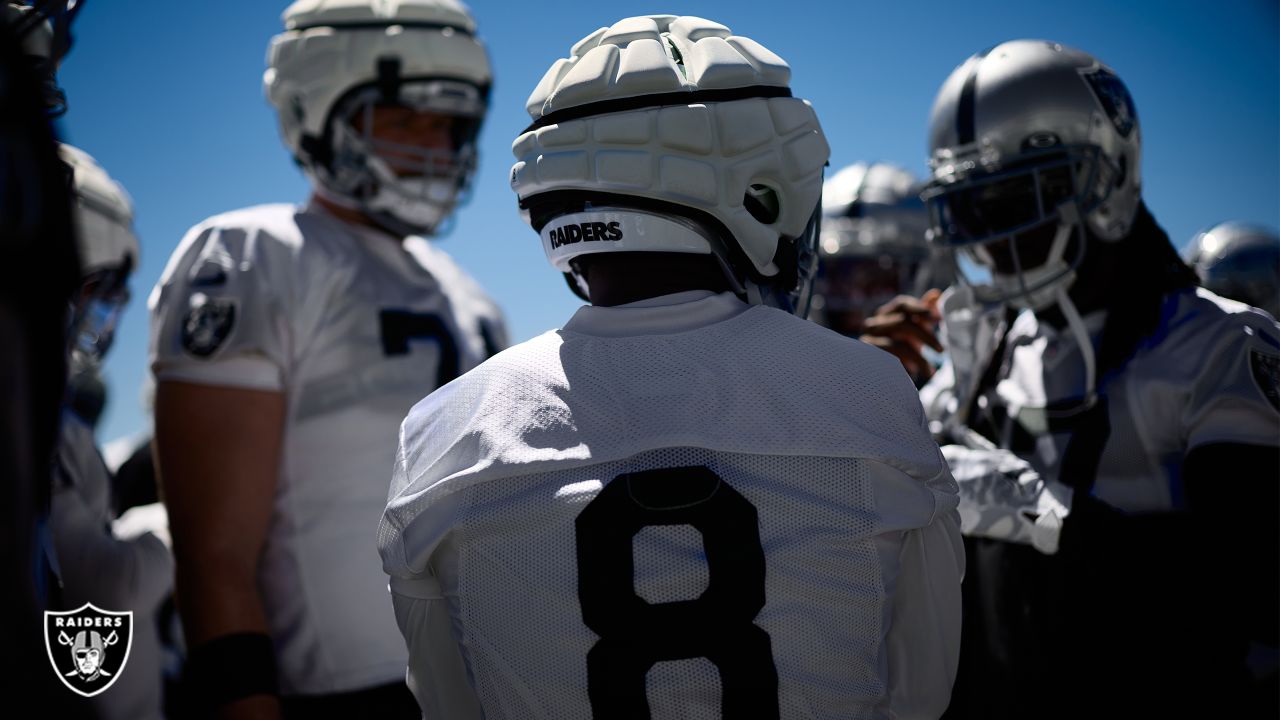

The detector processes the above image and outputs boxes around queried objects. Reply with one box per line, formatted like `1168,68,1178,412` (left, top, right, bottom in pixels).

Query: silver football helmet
1186,222,1280,318
811,162,935,334
922,40,1142,311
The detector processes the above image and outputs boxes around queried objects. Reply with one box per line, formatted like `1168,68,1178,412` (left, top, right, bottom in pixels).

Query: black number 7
575,466,779,719
378,310,460,387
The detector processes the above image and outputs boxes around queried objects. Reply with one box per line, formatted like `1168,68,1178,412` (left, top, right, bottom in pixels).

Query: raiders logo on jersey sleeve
181,294,237,358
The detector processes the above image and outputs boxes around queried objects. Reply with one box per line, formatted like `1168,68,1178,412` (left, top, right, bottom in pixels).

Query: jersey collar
563,291,749,338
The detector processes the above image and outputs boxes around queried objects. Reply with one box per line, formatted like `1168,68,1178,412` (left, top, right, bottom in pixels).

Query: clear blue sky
57,0,1279,445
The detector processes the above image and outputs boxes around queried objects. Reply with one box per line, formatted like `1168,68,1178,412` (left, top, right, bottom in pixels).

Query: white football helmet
922,40,1142,311
1186,222,1280,318
510,15,830,314
264,0,491,237
59,143,138,363
812,162,936,333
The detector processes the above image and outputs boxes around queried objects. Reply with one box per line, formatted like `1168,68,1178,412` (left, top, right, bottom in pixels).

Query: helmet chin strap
1053,283,1098,407
1006,283,1099,438
986,204,1101,432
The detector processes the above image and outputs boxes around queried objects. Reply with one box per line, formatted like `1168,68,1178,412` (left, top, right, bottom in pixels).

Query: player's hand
860,289,944,381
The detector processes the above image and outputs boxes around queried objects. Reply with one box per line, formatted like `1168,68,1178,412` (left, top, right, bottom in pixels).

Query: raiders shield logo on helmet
1082,67,1137,138
181,294,237,358
44,603,133,697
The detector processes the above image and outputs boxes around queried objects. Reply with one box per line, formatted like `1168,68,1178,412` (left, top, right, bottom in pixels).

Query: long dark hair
1093,203,1199,382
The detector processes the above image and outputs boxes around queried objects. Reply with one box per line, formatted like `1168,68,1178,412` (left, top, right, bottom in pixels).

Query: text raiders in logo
547,220,623,249
44,603,134,697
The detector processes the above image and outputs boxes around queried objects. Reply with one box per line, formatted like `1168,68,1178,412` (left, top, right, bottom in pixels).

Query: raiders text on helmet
510,15,830,313
264,0,491,236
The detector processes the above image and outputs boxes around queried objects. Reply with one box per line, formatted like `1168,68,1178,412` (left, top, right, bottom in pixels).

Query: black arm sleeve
1183,441,1280,647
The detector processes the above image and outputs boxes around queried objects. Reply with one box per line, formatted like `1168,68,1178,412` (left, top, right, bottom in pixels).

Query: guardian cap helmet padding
511,15,830,314
265,0,492,236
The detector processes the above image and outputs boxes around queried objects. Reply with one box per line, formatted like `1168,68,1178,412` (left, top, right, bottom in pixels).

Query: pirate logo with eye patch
45,603,133,697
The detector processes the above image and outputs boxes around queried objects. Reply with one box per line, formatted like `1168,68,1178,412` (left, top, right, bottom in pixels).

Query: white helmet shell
927,40,1142,242
58,144,138,277
264,0,490,166
510,15,830,278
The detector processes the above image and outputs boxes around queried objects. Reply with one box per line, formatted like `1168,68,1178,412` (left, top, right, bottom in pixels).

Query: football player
813,161,952,384
51,143,174,720
898,40,1280,718
1,2,95,710
149,0,506,716
380,15,964,719
1185,221,1280,318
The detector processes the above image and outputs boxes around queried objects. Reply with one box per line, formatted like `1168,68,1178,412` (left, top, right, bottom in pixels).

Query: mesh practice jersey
149,202,506,694
379,291,964,720
922,287,1280,512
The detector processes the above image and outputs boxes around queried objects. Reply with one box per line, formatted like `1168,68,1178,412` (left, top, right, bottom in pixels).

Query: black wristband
186,632,279,709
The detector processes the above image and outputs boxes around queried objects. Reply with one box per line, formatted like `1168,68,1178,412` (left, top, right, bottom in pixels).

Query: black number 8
575,466,779,719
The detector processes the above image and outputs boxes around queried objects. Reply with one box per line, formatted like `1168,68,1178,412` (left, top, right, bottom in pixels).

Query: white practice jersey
149,202,506,695
52,415,173,720
380,291,964,720
923,287,1280,513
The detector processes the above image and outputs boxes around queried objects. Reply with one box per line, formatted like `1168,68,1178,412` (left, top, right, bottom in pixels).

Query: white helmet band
542,208,713,271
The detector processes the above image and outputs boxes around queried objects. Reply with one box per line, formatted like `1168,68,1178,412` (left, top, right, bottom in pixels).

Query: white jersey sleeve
149,204,316,391
885,507,964,720
1179,294,1280,450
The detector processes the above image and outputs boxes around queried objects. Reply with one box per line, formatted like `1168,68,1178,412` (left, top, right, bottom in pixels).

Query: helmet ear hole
1115,153,1127,188
744,183,780,224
